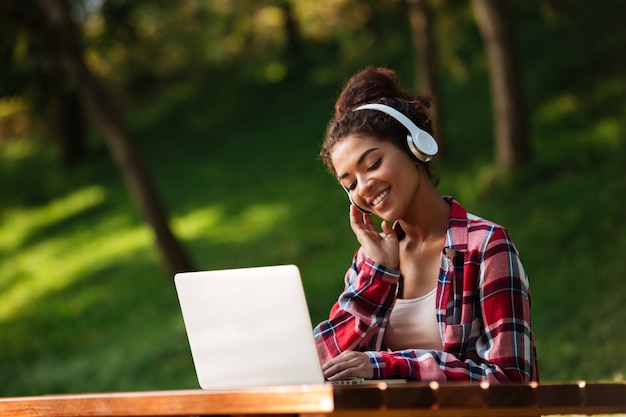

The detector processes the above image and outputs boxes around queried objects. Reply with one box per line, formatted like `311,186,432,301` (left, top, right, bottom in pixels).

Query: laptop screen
174,265,325,390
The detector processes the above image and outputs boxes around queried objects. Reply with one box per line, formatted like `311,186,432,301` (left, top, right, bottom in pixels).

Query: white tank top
383,288,443,351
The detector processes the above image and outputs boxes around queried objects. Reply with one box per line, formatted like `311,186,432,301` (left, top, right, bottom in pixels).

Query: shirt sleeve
365,227,537,383
314,248,401,364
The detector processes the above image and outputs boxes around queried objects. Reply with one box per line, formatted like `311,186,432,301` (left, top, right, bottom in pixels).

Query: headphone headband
354,103,438,162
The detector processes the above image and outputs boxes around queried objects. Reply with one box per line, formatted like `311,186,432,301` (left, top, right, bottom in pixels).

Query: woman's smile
372,188,390,207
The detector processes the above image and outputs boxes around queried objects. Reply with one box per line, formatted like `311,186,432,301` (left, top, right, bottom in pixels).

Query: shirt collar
442,196,469,252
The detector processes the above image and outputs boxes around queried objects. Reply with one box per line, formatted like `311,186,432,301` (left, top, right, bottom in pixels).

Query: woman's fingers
379,220,400,269
349,204,374,229
348,205,399,268
322,351,374,380
380,220,397,240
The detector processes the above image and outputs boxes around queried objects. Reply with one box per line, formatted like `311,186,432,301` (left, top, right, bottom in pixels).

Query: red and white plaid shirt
314,197,539,382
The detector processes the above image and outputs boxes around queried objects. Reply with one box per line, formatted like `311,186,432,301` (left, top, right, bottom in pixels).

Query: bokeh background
1,0,625,395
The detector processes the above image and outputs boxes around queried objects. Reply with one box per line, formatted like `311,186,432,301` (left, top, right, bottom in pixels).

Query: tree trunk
407,0,445,149
471,0,532,170
49,65,86,168
38,0,194,276
57,87,85,168
279,0,300,54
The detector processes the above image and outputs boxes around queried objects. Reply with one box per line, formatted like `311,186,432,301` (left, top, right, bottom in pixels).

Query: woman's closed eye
367,158,382,172
344,159,382,191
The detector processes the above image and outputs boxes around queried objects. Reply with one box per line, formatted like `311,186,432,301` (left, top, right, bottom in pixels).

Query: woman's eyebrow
338,148,379,180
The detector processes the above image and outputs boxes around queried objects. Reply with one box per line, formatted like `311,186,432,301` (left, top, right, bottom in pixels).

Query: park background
0,0,624,395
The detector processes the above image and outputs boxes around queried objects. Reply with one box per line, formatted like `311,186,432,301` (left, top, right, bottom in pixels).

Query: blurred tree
406,0,446,150
49,65,86,167
471,0,532,170
279,0,301,54
0,0,195,276
0,4,86,167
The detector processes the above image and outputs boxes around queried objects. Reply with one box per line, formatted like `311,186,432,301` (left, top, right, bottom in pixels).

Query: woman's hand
322,350,374,381
349,205,399,269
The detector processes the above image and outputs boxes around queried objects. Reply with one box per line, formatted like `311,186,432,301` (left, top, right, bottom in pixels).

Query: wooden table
1,381,625,417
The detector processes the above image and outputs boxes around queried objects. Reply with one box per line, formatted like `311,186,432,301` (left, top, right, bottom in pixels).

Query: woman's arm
314,249,400,364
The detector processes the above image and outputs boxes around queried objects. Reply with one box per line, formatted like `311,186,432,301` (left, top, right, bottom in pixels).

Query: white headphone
354,103,438,162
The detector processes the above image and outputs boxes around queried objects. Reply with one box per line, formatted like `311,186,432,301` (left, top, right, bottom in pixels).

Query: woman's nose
357,176,374,196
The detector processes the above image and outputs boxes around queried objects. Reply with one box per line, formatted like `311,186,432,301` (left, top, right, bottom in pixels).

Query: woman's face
331,133,421,221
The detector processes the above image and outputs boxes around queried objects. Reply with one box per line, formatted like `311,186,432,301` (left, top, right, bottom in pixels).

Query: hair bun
334,67,408,118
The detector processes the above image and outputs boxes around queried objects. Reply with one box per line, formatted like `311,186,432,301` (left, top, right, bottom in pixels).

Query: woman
314,67,538,383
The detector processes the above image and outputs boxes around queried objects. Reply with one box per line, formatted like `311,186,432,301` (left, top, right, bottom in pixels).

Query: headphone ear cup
405,134,420,162
406,131,437,163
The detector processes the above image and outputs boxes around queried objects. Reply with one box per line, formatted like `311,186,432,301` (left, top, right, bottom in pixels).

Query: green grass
2,21,626,395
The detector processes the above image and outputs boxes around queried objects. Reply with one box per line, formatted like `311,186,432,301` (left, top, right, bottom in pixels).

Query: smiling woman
313,66,539,383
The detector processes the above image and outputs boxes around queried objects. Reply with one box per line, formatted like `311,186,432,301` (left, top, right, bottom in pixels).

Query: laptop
174,265,326,390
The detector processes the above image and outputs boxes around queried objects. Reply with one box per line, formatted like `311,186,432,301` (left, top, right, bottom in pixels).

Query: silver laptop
174,265,326,390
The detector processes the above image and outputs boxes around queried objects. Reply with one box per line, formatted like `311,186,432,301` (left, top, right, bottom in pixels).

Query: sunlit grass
0,209,153,322
0,186,106,251
173,203,292,243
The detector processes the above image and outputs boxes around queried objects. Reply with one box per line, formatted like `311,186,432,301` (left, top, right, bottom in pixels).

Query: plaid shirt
314,197,538,382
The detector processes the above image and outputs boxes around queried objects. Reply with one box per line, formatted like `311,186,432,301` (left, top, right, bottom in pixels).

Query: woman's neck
396,185,450,243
